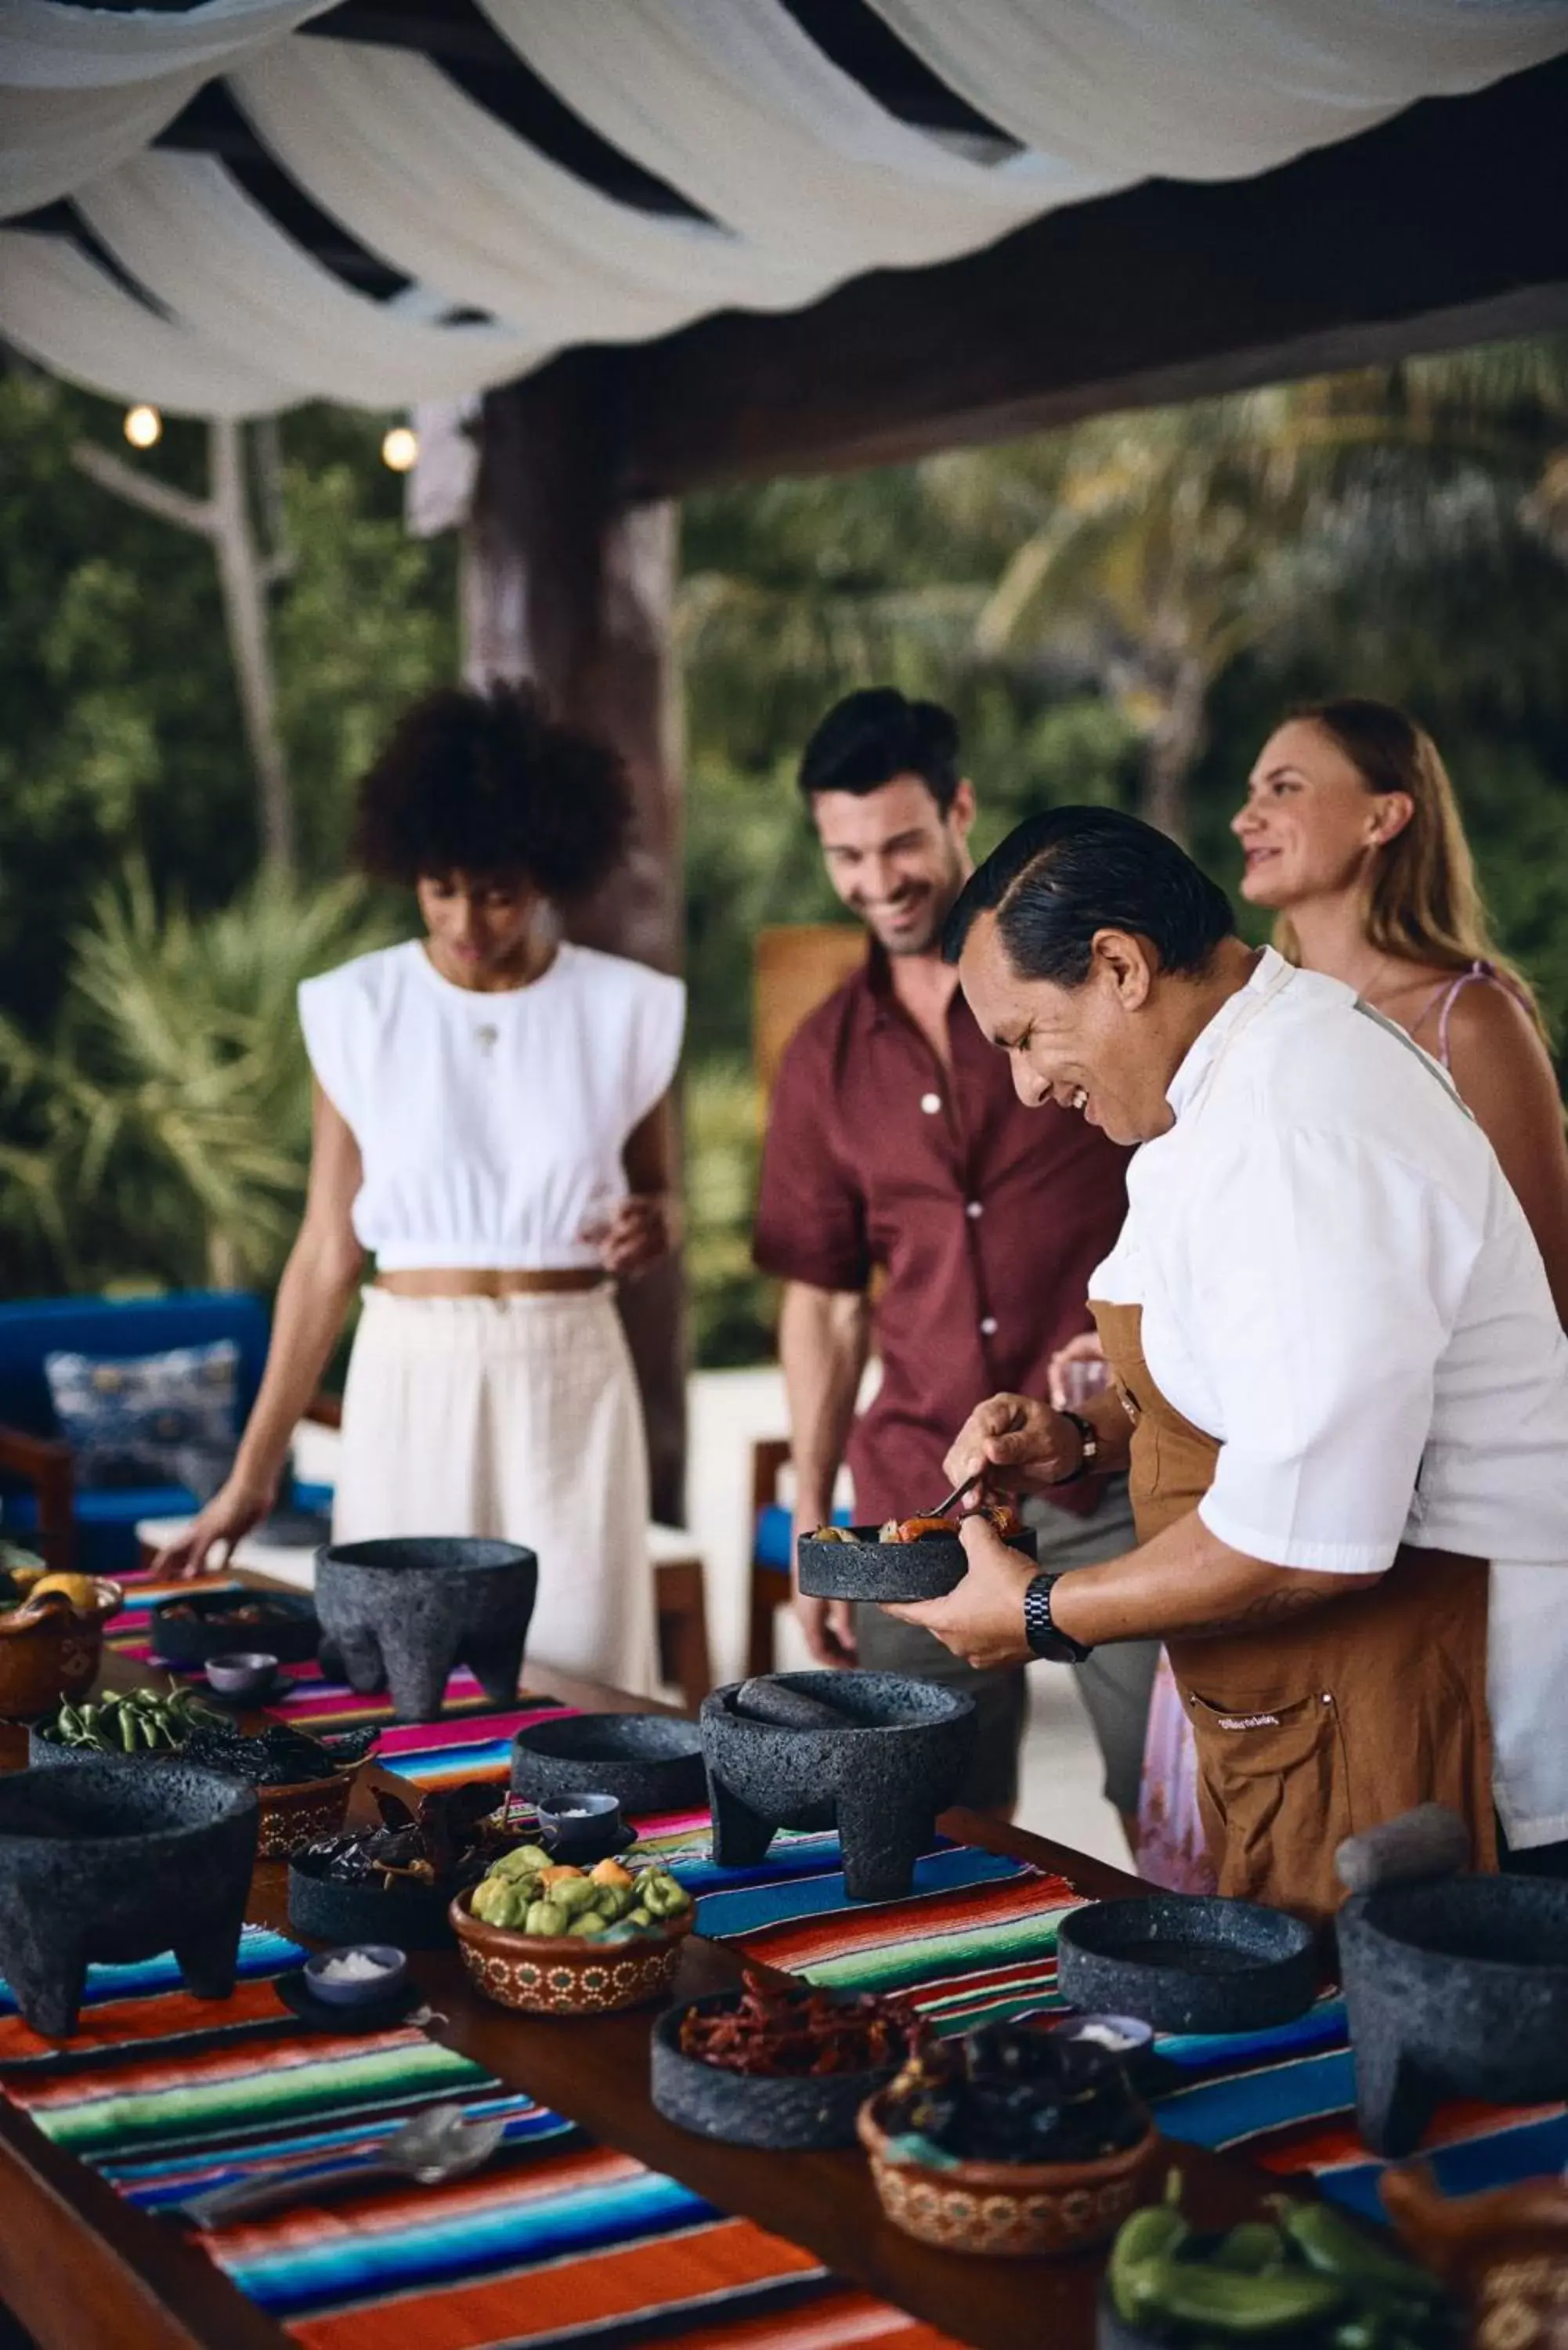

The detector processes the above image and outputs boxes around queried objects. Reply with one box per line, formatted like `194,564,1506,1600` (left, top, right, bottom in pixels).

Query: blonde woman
1137,697,1568,1888
157,687,685,1697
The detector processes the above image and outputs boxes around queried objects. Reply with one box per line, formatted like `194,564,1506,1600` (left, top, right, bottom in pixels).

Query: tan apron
1090,1296,1496,1925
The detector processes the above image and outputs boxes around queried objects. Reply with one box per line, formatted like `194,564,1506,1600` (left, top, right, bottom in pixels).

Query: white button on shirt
1090,947,1568,1847
980,1315,998,1336
920,1092,941,1115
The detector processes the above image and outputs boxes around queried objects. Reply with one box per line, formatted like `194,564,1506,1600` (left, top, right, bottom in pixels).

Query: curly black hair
351,684,633,898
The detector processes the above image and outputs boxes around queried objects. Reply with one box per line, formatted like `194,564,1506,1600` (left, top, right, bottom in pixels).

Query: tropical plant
0,863,401,1293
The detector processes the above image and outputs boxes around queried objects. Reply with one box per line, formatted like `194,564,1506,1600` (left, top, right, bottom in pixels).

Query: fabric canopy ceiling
2,0,1566,418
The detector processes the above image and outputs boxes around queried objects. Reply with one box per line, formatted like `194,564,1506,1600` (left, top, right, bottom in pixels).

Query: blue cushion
754,1501,851,1571
0,1292,269,1441
44,1338,238,1490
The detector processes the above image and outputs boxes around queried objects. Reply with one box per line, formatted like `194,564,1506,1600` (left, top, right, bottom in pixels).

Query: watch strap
1023,1571,1094,1665
1047,1409,1098,1486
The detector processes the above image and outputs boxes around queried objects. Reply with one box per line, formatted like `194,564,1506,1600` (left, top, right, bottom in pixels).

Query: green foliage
0,863,401,1293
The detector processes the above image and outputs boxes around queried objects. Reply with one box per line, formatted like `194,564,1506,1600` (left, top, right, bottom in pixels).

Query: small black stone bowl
651,1991,909,2149
797,1522,1037,1603
535,1791,624,1857
287,1846,457,1952
1056,1894,1320,2034
0,1756,258,2038
510,1713,706,1817
150,1589,320,1669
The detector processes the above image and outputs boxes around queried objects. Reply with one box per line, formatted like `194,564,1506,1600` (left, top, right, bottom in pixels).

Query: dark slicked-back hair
944,806,1235,984
798,688,962,814
352,684,632,898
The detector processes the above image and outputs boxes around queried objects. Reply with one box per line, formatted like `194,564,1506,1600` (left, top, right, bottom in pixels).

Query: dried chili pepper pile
678,1971,919,2077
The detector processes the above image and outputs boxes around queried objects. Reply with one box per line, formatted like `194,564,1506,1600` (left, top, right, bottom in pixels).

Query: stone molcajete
699,1671,976,1903
1335,1810,1568,2157
313,1538,537,1723
0,1757,258,2038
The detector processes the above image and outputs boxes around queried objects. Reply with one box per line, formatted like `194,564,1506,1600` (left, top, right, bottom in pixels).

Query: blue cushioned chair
748,1437,851,1676
0,1292,334,1578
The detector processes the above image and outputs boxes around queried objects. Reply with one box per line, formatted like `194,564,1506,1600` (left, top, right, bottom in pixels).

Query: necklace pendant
475,1024,498,1055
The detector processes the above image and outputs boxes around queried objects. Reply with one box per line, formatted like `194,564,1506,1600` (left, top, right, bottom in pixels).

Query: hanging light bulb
381,425,419,472
124,403,162,450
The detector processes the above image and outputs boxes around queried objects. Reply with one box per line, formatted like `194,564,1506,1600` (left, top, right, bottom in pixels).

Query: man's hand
882,1514,1035,1671
942,1392,1082,1499
792,1513,858,1666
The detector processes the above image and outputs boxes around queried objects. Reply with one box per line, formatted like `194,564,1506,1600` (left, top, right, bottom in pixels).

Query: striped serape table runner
0,1929,958,2350
1147,1994,1568,2224
103,1579,576,1788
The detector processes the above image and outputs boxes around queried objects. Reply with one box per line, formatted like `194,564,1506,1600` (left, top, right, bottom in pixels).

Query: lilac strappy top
1411,960,1523,1071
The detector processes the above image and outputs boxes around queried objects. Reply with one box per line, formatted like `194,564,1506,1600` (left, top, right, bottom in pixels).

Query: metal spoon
176,2102,507,2230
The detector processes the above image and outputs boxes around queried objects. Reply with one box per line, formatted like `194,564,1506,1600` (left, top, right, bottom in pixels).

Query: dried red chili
679,1972,921,2077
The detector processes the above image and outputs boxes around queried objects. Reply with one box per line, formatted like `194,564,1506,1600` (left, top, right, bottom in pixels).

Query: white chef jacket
1091,947,1568,1847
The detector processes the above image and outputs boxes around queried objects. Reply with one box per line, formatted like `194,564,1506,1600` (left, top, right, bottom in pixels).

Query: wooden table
0,1593,1299,2350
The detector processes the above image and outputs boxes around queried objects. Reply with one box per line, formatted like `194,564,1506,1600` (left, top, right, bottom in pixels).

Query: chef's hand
581,1192,678,1280
883,1514,1035,1671
942,1392,1082,1499
791,1513,857,1668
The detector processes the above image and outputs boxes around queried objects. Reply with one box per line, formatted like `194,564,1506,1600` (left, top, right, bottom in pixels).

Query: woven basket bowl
450,1888,694,2015
858,2094,1162,2260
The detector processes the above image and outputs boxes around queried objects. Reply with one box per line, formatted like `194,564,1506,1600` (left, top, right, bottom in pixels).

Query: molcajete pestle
0,1757,258,2037
1337,1871,1568,2157
313,1538,537,1723
699,1671,976,1903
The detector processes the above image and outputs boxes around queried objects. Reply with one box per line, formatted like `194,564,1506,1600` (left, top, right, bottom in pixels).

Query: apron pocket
1185,1686,1349,1911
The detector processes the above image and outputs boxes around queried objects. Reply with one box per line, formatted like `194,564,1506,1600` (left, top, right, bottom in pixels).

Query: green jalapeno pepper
1274,2201,1443,2299
1138,2259,1344,2337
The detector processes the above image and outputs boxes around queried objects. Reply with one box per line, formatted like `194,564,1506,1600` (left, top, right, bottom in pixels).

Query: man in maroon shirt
753,690,1154,1825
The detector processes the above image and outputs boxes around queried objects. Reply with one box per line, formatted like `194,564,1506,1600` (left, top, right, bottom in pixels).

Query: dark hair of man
797,688,961,815
352,683,632,898
943,805,1237,984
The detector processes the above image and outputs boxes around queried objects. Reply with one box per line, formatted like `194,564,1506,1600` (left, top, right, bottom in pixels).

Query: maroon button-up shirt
754,945,1133,1526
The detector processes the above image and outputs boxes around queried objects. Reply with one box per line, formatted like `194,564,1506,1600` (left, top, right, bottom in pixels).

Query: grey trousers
857,1477,1158,1817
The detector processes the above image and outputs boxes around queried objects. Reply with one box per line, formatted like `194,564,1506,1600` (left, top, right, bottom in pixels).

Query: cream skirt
332,1286,657,1697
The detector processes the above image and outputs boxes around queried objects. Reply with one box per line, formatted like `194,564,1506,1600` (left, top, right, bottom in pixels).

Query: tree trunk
208,420,294,876
462,356,688,1525
1140,659,1209,844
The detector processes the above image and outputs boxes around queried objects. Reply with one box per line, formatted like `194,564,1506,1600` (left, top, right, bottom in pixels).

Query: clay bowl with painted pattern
796,1522,1036,1603
449,1888,695,2016
858,2089,1162,2260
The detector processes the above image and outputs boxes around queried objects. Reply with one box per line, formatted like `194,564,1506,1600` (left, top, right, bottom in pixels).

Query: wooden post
461,353,688,1526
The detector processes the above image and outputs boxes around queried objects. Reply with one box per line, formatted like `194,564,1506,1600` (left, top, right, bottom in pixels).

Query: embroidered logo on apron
1215,1712,1281,1731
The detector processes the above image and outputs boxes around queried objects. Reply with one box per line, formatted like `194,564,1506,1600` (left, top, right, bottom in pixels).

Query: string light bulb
123,403,162,450
381,425,419,472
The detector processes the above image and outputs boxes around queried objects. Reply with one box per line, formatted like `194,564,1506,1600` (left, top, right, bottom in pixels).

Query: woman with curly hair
159,686,685,1693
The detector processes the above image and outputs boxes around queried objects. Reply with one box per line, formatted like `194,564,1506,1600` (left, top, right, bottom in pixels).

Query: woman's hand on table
942,1391,1083,1499
883,1514,1035,1670
151,1473,276,1579
582,1191,678,1279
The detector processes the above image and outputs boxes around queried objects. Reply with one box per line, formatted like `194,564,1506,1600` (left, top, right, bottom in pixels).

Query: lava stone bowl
27,1724,360,1860
1055,1894,1320,2034
700,1672,977,1904
149,1589,319,1669
0,1757,258,2037
652,1990,909,2149
314,1538,537,1723
302,1945,409,2009
450,1887,694,2015
288,1847,456,1952
204,1652,281,1702
797,1523,1037,1604
1337,1872,1568,2157
510,1714,706,1817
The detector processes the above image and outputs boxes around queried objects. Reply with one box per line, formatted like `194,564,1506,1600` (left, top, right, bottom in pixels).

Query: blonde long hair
1276,696,1548,1043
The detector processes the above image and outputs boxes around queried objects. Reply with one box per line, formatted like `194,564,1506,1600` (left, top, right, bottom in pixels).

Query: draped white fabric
229,40,824,337
866,0,1568,183
2,0,1566,414
74,153,544,404
482,0,1090,273
0,230,302,413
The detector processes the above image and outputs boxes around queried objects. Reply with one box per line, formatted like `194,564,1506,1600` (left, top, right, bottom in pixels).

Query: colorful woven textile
1148,1995,1568,2225
0,1932,957,2350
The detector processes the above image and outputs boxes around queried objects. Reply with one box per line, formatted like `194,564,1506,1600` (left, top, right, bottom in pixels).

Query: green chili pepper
1274,2202,1443,2298
1140,2259,1344,2337
1109,2172,1190,2323
1212,2223,1288,2275
120,1708,139,1752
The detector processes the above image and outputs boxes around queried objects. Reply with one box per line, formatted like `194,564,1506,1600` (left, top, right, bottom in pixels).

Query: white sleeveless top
298,939,685,1271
